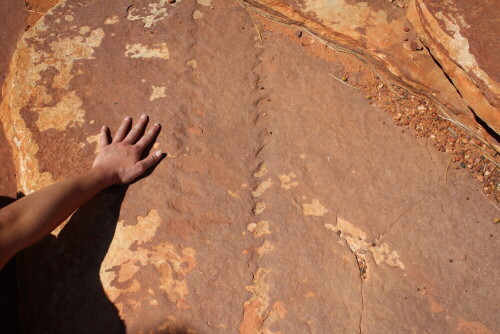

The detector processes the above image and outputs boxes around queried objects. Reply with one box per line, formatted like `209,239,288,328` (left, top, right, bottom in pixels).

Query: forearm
0,167,112,266
0,116,162,269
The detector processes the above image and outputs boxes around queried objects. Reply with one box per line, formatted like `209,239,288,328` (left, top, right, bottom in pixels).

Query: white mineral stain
104,15,119,25
239,268,271,332
150,85,166,101
255,240,274,256
197,0,212,6
35,91,85,131
253,220,271,238
247,223,257,232
253,202,266,214
64,14,74,21
86,133,100,153
302,199,327,216
0,4,105,194
127,0,169,28
125,43,170,59
324,217,405,270
50,27,105,89
251,178,273,197
424,4,496,91
193,10,203,19
302,0,389,41
253,164,267,178
278,172,298,190
79,26,90,34
100,210,196,313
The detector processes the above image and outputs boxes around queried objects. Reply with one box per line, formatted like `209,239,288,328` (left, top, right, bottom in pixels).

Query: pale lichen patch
239,268,271,333
325,217,405,271
253,164,267,178
0,5,105,194
193,10,203,19
251,178,273,197
86,133,100,153
104,15,119,25
125,43,169,59
247,223,257,232
197,0,212,7
253,220,271,238
35,91,85,131
278,172,298,190
79,26,90,34
253,202,266,215
302,199,327,216
150,85,166,101
255,240,274,256
127,1,169,28
50,27,105,90
187,59,197,68
100,210,197,313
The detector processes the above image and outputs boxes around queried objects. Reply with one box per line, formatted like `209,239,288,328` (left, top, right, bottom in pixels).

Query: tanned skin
0,115,162,269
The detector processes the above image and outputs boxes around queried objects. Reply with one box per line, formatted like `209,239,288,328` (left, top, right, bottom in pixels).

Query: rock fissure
335,218,366,334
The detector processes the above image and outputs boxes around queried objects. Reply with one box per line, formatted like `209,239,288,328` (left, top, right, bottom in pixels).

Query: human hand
92,115,163,185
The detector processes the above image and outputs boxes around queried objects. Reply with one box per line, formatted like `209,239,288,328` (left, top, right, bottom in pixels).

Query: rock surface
407,0,499,135
244,0,499,143
0,0,28,198
0,0,499,333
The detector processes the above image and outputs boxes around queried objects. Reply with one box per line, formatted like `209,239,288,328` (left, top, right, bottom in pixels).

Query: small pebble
167,0,176,3
460,162,466,168
404,26,410,32
294,30,302,38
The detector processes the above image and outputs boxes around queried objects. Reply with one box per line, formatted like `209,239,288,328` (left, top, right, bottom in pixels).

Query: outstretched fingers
113,117,132,143
99,126,110,149
135,122,161,151
123,114,148,144
133,150,163,177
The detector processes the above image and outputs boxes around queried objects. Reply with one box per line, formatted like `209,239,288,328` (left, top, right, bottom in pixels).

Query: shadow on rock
0,195,21,333
17,186,128,333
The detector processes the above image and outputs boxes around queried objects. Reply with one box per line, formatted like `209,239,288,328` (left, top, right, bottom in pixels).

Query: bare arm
0,115,162,269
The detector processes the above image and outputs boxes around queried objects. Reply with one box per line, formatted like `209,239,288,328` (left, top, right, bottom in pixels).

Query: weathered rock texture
0,0,499,333
0,0,28,198
243,0,499,144
407,0,500,135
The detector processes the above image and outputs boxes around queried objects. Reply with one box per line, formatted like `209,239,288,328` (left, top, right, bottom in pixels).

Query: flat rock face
407,0,499,134
1,0,499,333
0,0,27,198
245,0,499,140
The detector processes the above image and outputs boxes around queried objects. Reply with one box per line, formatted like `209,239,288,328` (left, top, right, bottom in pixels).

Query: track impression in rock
1,0,498,333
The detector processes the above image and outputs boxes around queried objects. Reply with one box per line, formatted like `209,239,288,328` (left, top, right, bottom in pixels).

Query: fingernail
155,150,163,158
102,126,107,130
140,114,147,119
155,123,160,127
125,116,131,121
